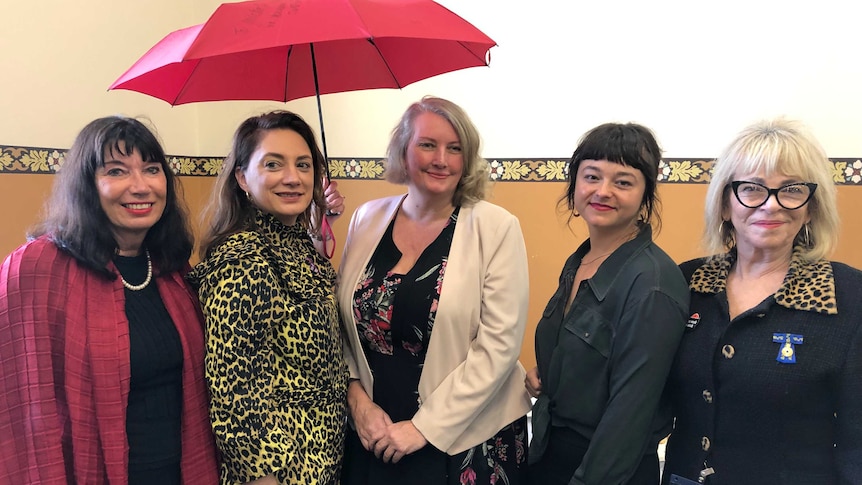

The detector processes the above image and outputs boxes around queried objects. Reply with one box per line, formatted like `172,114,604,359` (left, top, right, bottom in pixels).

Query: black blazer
664,252,862,484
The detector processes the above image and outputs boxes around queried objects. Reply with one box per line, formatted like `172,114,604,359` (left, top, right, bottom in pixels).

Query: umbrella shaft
310,43,330,178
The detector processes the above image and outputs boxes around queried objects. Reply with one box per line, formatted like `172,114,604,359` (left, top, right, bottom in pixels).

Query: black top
530,225,689,485
663,251,862,485
114,254,183,483
353,208,458,422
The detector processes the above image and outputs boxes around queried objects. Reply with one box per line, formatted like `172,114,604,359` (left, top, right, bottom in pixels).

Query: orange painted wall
3,175,861,369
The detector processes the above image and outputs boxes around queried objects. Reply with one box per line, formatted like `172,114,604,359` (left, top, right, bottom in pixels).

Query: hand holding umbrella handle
322,178,345,216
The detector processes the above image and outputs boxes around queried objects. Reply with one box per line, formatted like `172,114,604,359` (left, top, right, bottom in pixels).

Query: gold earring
719,220,733,245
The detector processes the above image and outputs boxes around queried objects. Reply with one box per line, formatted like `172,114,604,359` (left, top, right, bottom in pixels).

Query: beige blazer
337,195,533,455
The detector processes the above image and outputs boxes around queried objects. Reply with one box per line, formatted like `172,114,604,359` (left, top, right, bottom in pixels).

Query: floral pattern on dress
352,212,456,358
353,265,402,355
454,418,527,485
346,207,526,484
428,259,447,329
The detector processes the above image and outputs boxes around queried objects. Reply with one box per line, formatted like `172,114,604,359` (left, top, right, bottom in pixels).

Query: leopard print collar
253,209,307,246
690,247,837,315
188,210,320,287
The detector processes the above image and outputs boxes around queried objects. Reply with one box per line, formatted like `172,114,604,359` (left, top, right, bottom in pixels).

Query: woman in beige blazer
337,96,532,485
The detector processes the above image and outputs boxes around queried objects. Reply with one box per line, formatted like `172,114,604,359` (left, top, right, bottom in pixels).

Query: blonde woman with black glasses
663,119,862,485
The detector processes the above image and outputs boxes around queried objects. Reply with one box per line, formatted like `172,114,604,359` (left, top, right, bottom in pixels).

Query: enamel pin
772,333,803,364
686,312,700,330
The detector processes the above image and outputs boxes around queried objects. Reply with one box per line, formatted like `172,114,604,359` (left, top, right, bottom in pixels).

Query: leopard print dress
189,210,348,485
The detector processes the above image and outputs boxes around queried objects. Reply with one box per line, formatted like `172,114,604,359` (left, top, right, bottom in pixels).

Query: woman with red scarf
0,116,219,484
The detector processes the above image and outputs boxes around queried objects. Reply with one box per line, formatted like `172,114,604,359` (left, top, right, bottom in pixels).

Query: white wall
2,0,862,158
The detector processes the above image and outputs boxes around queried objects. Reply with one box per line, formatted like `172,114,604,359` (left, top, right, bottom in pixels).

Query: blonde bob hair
704,118,839,262
385,96,490,206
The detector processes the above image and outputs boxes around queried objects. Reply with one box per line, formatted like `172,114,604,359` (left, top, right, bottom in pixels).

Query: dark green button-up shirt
531,225,689,484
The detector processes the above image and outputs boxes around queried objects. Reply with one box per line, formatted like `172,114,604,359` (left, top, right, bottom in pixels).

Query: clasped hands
351,393,427,464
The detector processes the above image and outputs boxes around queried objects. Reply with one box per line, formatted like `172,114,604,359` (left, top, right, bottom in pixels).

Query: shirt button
702,436,711,451
702,390,713,403
722,344,735,359
584,332,590,338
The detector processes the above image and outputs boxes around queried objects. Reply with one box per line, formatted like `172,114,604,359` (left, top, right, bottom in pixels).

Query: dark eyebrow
101,159,160,167
101,159,133,168
581,163,637,177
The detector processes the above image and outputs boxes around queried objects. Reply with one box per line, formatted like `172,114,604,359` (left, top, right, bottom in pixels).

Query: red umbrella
109,0,496,161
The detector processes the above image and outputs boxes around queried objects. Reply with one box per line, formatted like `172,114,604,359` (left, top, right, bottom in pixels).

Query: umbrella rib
284,45,293,102
455,40,492,66
365,39,492,89
366,38,403,88
172,59,204,106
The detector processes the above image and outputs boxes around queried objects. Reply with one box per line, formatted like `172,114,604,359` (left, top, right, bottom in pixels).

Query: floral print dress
344,207,527,485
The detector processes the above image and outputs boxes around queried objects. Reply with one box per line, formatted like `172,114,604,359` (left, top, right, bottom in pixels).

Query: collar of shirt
690,246,837,315
569,224,654,302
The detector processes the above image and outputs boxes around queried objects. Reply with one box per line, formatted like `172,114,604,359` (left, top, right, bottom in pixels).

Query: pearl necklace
120,250,152,291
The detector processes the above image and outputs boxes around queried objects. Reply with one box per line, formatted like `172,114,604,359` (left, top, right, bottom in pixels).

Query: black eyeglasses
730,181,817,210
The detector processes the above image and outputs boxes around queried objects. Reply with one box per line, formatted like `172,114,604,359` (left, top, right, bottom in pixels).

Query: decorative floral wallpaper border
2,145,861,184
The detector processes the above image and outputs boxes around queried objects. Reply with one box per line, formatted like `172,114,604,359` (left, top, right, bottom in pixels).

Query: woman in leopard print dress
189,111,348,485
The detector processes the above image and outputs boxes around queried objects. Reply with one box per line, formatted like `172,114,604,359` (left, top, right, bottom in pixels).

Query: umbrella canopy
110,0,495,257
109,0,496,106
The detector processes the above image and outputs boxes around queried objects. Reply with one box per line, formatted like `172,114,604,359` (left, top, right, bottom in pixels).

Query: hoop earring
573,210,580,218
719,220,733,245
802,223,812,247
638,206,649,224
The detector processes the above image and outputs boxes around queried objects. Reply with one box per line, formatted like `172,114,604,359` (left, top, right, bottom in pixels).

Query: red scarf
0,237,219,484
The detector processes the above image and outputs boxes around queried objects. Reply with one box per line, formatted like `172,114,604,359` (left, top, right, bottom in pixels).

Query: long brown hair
198,111,327,259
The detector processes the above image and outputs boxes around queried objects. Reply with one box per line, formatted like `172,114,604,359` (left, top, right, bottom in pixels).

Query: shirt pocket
563,306,611,358
550,306,613,424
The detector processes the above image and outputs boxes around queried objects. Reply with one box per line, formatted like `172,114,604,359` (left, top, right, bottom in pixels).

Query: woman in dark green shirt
526,123,689,485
